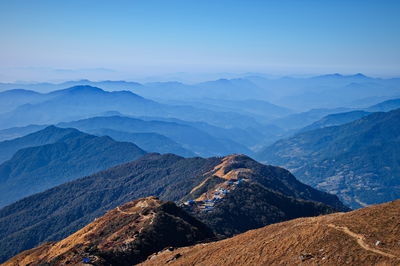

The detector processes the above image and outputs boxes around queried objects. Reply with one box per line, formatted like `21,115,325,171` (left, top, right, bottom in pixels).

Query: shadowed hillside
299,110,371,133
0,125,77,163
0,126,145,207
86,128,195,157
257,108,400,209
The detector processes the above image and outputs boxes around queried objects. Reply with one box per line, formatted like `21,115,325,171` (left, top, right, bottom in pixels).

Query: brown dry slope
142,200,400,266
4,196,214,266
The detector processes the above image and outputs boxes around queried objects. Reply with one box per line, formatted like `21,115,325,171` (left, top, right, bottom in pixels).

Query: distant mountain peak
46,85,107,97
313,73,370,79
353,73,367,78
39,125,77,134
62,85,105,93
331,73,343,77
0,89,41,95
313,73,343,79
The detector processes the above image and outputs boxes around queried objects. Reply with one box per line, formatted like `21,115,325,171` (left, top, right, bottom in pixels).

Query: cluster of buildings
184,179,244,212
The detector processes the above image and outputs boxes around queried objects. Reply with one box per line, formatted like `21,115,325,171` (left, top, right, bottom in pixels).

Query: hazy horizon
1,0,399,82
0,69,399,85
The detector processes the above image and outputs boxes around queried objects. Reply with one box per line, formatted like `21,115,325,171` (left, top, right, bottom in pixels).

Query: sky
0,0,399,82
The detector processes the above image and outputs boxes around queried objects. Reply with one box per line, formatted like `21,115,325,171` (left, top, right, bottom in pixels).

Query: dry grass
4,196,162,266
141,200,400,266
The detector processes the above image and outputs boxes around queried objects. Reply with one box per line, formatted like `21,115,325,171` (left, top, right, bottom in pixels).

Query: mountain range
0,125,78,164
298,110,371,133
0,124,195,157
0,85,263,130
0,89,44,114
0,115,260,158
0,75,399,265
161,98,293,120
0,126,145,207
0,153,345,262
87,128,195,157
289,97,400,134
269,107,352,131
0,124,47,142
367,98,400,112
1,82,399,152
257,108,400,209
1,74,399,111
135,116,272,149
58,116,252,157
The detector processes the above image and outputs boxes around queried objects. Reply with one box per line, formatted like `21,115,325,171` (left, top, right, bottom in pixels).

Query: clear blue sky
0,0,399,81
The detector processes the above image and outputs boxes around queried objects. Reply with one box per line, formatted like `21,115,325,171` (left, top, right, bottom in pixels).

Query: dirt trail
116,206,137,215
328,224,397,258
